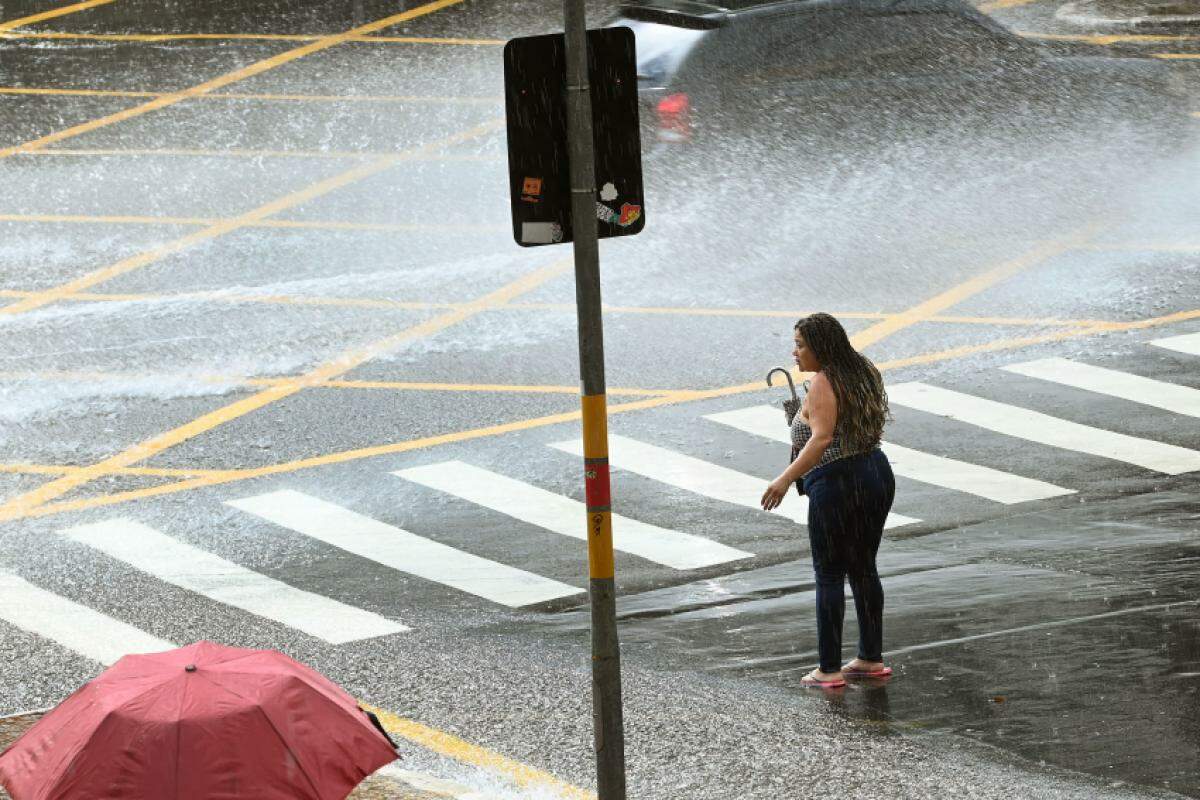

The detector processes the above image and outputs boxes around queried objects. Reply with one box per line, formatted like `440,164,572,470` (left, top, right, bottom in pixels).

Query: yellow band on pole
580,393,614,579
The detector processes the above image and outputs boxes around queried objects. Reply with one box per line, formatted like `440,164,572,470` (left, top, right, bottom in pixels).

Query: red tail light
656,93,691,143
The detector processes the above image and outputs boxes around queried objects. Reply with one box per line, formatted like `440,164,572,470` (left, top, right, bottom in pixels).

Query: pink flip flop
801,670,846,688
842,666,892,678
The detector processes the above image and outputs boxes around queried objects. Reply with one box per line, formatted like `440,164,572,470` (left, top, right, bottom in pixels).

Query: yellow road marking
0,0,115,31
0,285,1116,327
510,302,1104,328
1083,241,1200,251
0,212,507,234
318,380,668,397
0,87,158,98
0,284,1108,328
978,0,1042,11
0,0,470,160
363,704,594,800
14,307,1199,521
0,463,79,476
1017,30,1200,44
0,462,230,477
0,30,505,45
33,147,379,160
0,287,464,311
0,366,667,397
853,227,1097,349
1155,53,1200,59
0,117,502,317
0,86,501,105
0,257,572,521
30,147,503,160
0,212,213,226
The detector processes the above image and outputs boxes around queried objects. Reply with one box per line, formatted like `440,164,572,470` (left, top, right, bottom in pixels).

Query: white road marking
1149,330,1200,358
1003,357,1200,418
555,434,919,528
60,518,407,644
226,490,582,608
395,461,752,569
0,571,175,665
887,381,1200,475
706,405,1074,504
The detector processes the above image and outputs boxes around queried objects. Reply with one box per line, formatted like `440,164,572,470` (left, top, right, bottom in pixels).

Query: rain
1,0,1198,797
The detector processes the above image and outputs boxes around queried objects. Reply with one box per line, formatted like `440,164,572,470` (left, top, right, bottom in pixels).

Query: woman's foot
841,658,892,677
800,668,845,688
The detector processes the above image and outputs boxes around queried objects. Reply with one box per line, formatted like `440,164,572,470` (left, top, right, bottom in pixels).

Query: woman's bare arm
762,372,839,510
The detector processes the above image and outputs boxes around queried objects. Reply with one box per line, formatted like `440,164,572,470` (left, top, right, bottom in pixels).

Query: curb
1055,0,1200,28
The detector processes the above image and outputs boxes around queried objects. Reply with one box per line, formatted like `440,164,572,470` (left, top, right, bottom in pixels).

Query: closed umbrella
0,641,398,800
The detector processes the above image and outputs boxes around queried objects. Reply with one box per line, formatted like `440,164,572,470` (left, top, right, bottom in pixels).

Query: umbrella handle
766,367,799,403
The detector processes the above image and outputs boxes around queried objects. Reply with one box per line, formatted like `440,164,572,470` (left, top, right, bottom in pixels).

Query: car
606,0,1188,154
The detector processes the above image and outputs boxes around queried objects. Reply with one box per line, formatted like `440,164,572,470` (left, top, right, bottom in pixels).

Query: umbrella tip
184,664,197,673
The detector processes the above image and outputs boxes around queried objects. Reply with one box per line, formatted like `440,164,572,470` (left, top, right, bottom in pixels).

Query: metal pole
563,2,626,798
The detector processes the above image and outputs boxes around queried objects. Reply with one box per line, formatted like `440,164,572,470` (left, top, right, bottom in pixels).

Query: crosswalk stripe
60,518,408,644
1003,357,1200,419
225,490,582,608
887,381,1200,475
395,461,753,569
0,571,175,665
1149,331,1200,358
705,406,1075,504
553,434,920,529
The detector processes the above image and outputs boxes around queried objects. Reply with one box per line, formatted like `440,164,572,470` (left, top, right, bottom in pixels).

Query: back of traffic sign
503,26,645,247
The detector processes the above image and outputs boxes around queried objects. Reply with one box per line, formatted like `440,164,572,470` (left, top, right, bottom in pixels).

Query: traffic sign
503,26,645,247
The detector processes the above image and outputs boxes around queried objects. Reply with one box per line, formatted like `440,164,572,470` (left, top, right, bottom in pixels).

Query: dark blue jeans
802,448,896,673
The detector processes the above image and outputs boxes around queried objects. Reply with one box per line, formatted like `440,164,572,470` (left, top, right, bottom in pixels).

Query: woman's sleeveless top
790,406,879,479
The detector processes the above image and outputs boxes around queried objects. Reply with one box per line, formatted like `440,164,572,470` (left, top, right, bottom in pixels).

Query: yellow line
0,285,1114,327
319,380,668,397
0,212,506,234
14,306,1195,521
0,30,505,45
0,0,470,160
978,0,1042,11
363,704,594,800
0,463,80,476
34,147,379,160
0,287,462,311
0,258,572,521
0,86,501,105
0,462,255,477
0,31,324,41
510,302,1104,328
30,147,502,160
12,303,1200,522
360,35,505,45
0,366,666,397
848,227,1097,350
0,0,115,31
0,87,158,98
1082,241,1200,252
0,117,502,317
0,212,214,226
1017,30,1200,44
1155,53,1200,59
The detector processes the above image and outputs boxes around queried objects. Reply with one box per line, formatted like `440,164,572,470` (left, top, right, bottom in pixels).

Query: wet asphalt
1,0,1200,798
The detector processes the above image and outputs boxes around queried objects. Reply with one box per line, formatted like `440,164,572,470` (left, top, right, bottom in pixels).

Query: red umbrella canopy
0,641,398,800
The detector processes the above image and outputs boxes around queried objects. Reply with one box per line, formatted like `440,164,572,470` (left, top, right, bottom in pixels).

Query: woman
760,313,896,689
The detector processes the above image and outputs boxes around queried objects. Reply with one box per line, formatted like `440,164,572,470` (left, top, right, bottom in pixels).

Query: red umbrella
0,641,398,800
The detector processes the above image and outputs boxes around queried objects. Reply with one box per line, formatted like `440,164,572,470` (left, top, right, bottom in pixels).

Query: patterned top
790,388,880,479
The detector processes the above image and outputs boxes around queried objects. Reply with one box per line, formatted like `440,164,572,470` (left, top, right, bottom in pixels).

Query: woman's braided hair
795,312,892,453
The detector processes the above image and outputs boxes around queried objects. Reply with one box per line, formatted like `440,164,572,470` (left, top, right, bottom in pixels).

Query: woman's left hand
761,476,791,511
